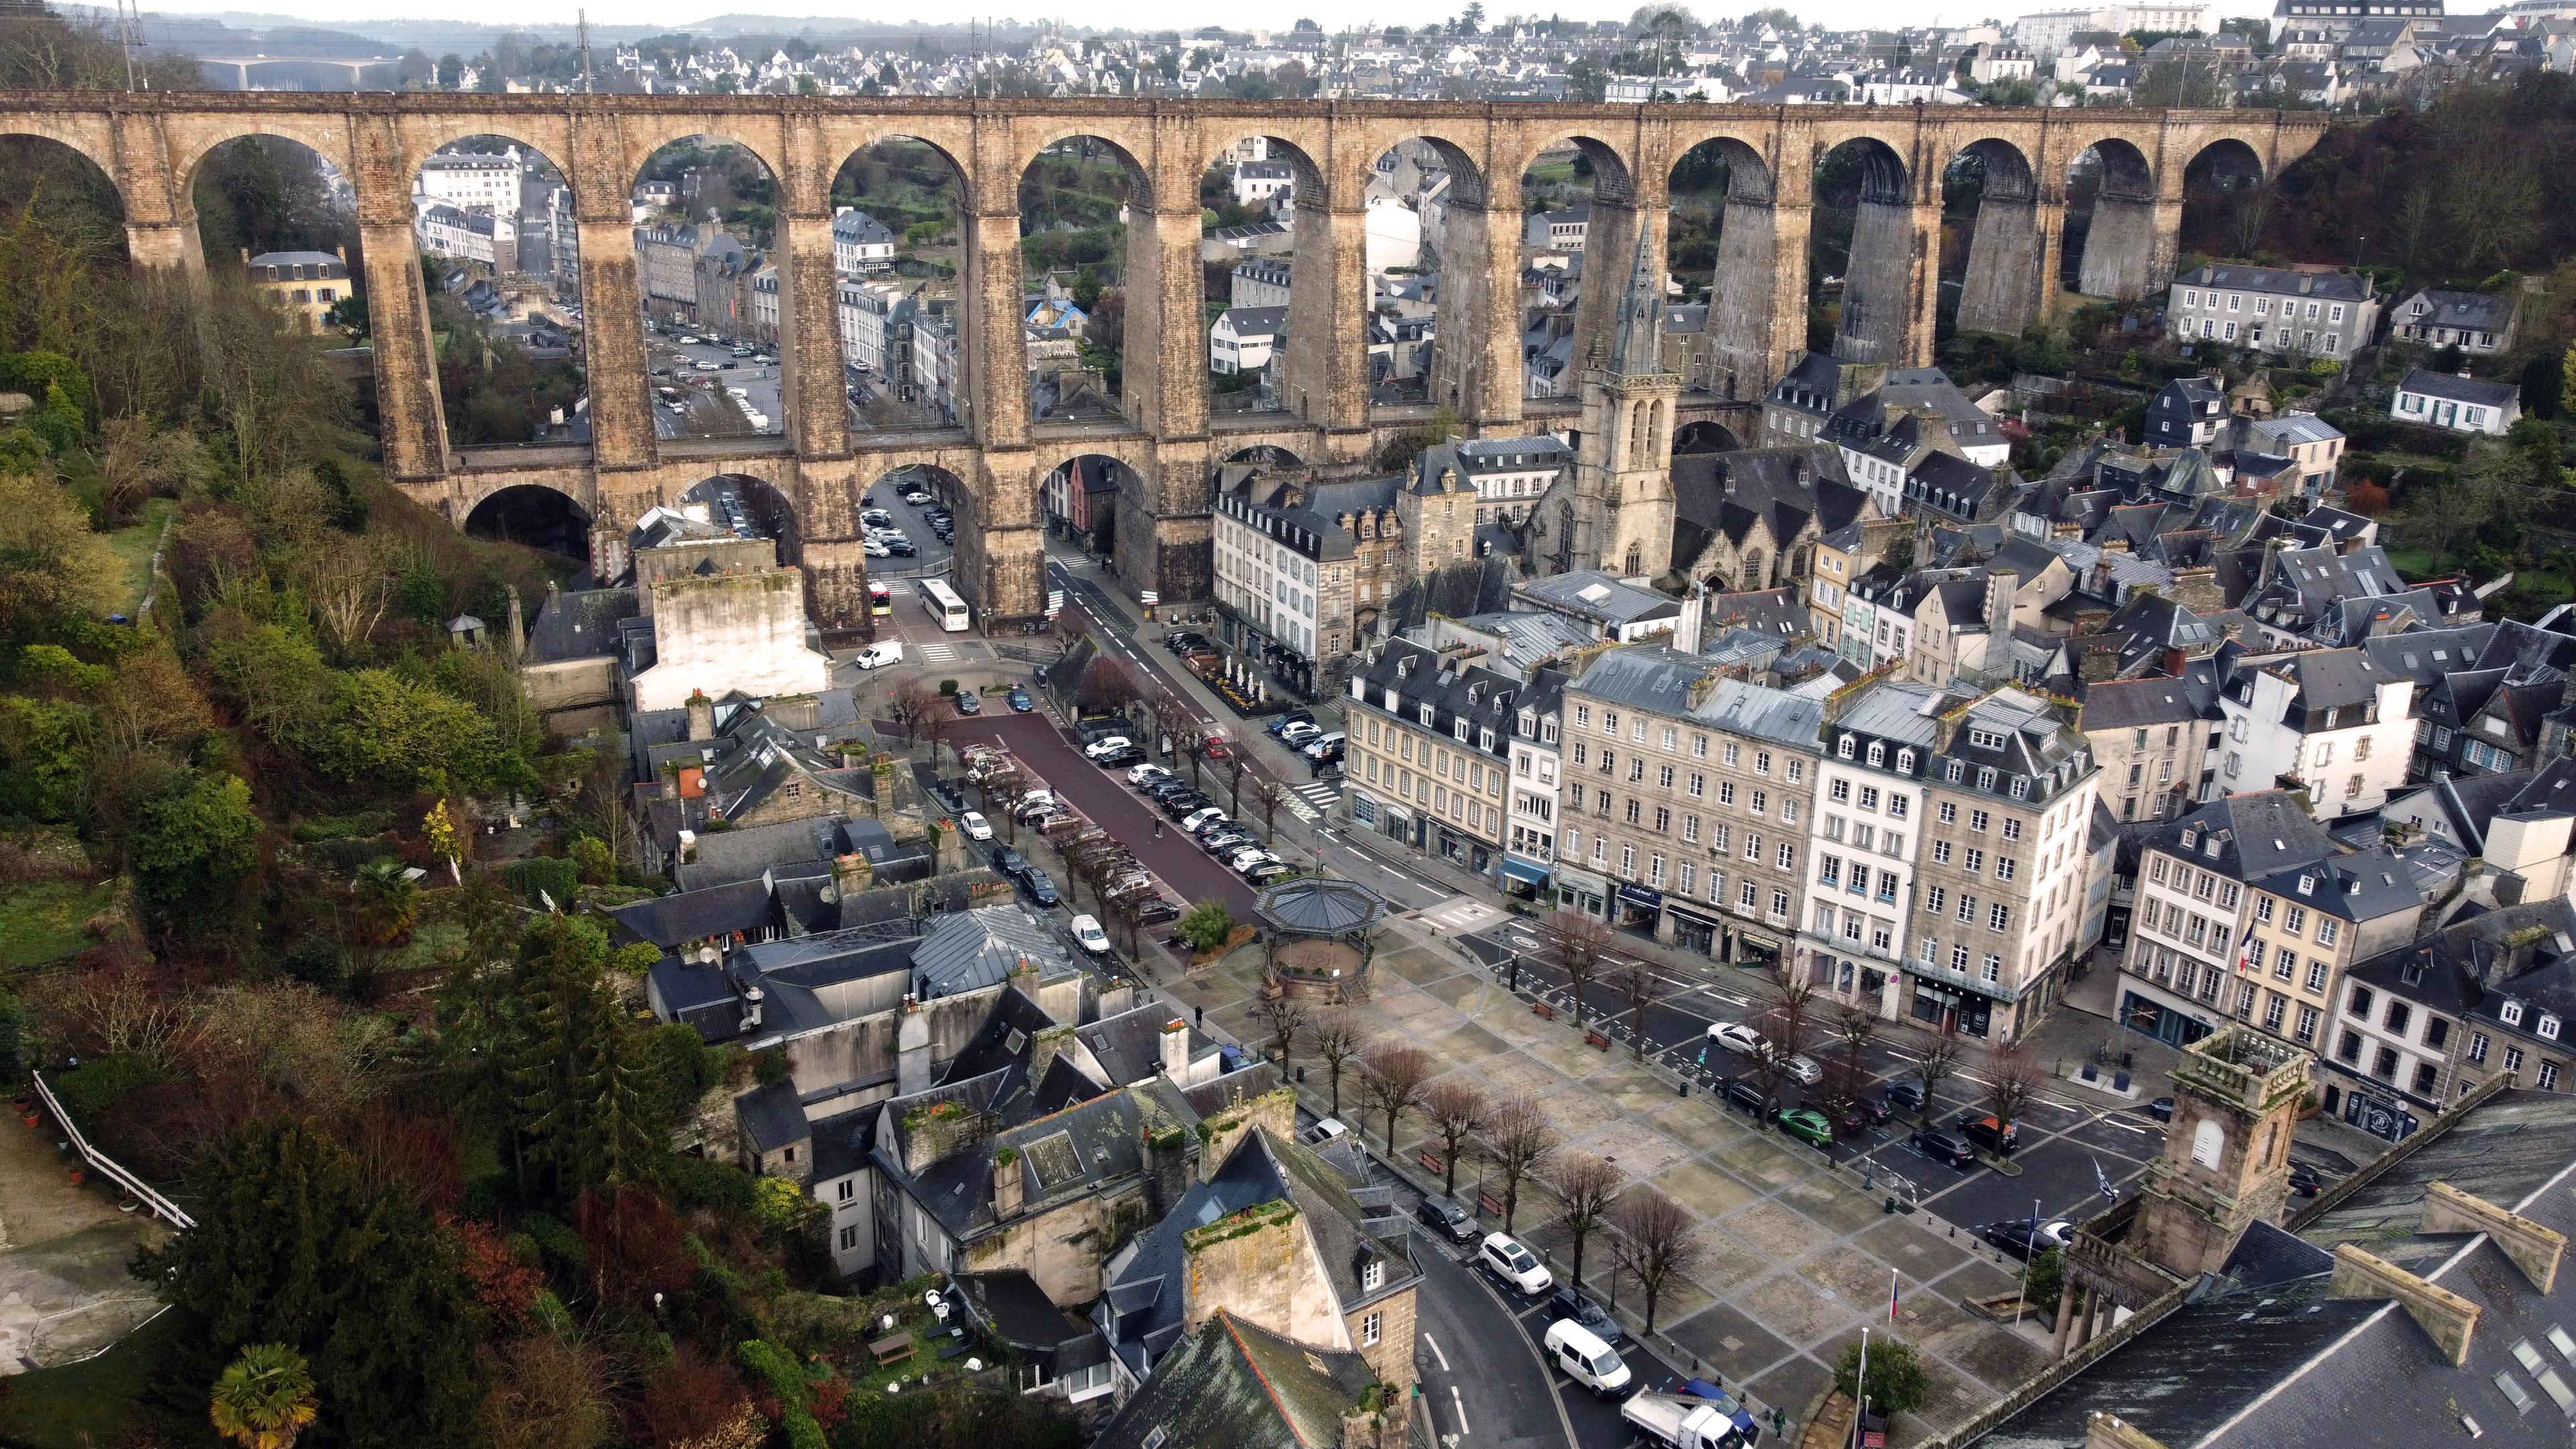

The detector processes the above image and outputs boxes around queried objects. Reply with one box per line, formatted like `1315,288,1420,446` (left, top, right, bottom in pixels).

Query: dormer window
1353,678,1368,701
1896,749,1916,773
1419,704,1435,727
1481,729,1496,751
1362,1258,1385,1291
1838,735,1856,759
2542,1016,2563,1042
2297,873,2316,896
2502,1000,2525,1027
1867,742,1886,767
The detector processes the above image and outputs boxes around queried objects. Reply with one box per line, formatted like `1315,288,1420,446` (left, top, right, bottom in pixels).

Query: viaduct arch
3,93,2326,626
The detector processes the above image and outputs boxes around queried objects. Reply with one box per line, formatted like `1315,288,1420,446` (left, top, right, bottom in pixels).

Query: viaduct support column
1121,203,1208,442
115,114,209,284
345,113,451,486
1428,197,1524,433
1903,203,1941,368
1709,197,1807,400
1568,193,1643,385
961,206,1038,622
1835,191,1917,366
571,218,657,470
1281,199,1372,445
123,221,205,274
2079,188,2178,303
777,208,849,461
2034,195,2068,325
1958,181,2048,339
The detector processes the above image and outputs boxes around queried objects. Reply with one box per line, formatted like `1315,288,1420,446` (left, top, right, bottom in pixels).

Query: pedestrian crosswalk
916,640,957,661
1282,780,1341,822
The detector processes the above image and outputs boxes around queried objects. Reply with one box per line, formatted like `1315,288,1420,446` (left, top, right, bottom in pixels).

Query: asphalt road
646,329,784,438
1413,1238,1575,1449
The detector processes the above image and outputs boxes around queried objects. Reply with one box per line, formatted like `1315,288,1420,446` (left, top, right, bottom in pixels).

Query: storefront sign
1617,883,1665,910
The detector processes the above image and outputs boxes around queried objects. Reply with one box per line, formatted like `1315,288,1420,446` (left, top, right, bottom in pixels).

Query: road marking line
1451,1387,1470,1436
1424,1332,1450,1373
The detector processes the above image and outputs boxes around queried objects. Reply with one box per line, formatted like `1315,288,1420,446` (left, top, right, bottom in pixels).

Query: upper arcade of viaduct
0,91,2326,625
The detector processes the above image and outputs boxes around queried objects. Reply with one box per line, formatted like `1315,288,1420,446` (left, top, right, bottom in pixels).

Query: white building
2393,369,2522,435
2211,647,2416,818
1503,670,1568,898
1804,681,1941,1020
830,208,896,274
415,146,523,215
2166,264,2378,362
838,278,906,376
1231,160,1295,207
1434,435,1571,527
416,203,513,268
1210,306,1284,376
1364,196,1422,275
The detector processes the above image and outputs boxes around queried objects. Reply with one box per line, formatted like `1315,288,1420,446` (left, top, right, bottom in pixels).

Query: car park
1478,1233,1553,1295
959,811,992,841
1774,1105,1835,1148
1911,1125,1977,1169
1542,1319,1631,1397
1955,1114,2019,1156
954,690,982,715
1417,1197,1478,1244
1008,687,1034,712
1546,1286,1625,1346
1975,1218,2074,1260
1071,914,1114,958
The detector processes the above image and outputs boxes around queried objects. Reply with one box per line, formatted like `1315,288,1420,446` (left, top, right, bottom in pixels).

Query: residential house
2394,368,2522,435
1230,256,1293,309
2392,286,2520,355
1418,435,1571,528
830,207,897,274
1210,306,1284,375
2167,265,2378,360
2210,645,2418,816
245,249,351,332
1503,667,1573,899
1511,571,1684,642
2082,675,2214,822
1343,637,1524,881
2145,376,2230,450
1804,679,1943,1019
2329,894,2576,1134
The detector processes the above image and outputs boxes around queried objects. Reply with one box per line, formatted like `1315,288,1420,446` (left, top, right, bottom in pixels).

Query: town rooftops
1513,570,1681,632
2400,287,2516,333
2149,789,2339,881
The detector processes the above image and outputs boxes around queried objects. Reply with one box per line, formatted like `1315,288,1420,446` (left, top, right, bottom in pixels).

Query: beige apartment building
1343,638,1525,883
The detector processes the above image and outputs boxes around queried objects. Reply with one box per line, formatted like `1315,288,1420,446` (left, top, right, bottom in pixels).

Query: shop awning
1499,858,1553,888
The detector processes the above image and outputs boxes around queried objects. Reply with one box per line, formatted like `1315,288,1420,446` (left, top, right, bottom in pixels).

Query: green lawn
0,877,115,967
1,1304,179,1449
101,496,175,616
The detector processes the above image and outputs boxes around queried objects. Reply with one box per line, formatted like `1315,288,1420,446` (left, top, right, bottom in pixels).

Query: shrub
1176,900,1236,955
938,678,959,696
51,1051,159,1129
1832,1336,1931,1418
2024,1247,2065,1313
500,855,579,907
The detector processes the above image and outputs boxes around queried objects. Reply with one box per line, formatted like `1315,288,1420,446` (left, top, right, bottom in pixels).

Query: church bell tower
1567,221,1681,580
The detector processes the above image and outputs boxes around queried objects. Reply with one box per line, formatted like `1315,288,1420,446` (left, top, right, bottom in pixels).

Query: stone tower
1567,223,1682,580
2127,1024,2312,1279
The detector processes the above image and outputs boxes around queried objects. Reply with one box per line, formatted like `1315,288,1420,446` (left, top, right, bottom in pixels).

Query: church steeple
1607,220,1666,378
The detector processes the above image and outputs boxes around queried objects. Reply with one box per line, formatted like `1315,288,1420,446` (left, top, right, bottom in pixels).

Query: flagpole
2010,1197,2037,1325
1851,1326,1870,1449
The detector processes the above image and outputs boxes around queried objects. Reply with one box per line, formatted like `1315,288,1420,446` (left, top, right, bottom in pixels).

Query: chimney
2331,1244,2479,1366
897,996,932,1096
686,690,716,741
832,851,875,902
2422,1181,2567,1291
993,1144,1025,1219
2086,1415,2171,1449
239,246,250,264
1161,1018,1191,1081
1674,583,1708,655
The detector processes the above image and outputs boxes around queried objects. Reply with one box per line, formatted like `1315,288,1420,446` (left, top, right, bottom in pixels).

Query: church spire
1607,219,1664,376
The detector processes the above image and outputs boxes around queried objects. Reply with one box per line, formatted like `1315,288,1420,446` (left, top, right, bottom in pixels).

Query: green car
1774,1106,1835,1148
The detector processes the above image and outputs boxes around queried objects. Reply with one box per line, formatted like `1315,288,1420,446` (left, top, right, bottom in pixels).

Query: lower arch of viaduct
4,92,2324,625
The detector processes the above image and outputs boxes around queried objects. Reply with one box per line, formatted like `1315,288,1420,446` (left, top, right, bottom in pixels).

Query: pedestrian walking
1154,819,1165,839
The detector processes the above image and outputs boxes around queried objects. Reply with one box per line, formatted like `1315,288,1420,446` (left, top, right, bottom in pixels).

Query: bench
1585,1030,1611,1051
1532,1001,1556,1020
936,1339,972,1362
869,1333,915,1366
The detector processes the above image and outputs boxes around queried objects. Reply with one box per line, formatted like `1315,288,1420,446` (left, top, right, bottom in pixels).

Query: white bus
918,578,971,633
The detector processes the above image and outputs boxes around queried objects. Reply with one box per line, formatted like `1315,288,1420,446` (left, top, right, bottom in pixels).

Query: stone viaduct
0,91,2324,627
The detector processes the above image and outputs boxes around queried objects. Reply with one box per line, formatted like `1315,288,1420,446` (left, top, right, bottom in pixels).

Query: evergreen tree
502,915,666,1201
316,1189,482,1447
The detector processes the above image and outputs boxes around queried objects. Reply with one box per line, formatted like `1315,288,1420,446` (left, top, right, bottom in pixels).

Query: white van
1543,1320,1632,1397
853,640,904,669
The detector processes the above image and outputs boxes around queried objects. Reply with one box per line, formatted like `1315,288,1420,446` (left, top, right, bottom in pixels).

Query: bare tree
1539,909,1612,1028
1611,1187,1705,1335
1544,1150,1625,1292
1180,727,1210,789
1479,1092,1555,1231
1311,1011,1364,1120
1911,1024,1966,1126
1986,1044,2045,1133
1254,777,1289,844
1615,959,1654,1061
1224,745,1252,816
1421,1079,1489,1199
1358,1041,1434,1157
1258,987,1308,1067
892,679,940,747
1746,979,1819,1116
1822,1004,1880,1123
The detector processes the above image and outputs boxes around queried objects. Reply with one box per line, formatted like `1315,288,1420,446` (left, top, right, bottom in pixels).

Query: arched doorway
631,136,787,440
830,136,967,433
415,136,588,447
464,483,590,561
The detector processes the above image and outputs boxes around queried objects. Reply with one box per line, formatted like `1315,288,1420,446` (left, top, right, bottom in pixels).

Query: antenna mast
578,9,596,94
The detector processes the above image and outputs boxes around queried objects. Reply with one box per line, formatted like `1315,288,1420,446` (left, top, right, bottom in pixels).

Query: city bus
867,580,892,618
918,578,971,633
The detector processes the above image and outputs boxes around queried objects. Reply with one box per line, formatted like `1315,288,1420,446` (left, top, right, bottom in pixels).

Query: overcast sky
144,0,2276,40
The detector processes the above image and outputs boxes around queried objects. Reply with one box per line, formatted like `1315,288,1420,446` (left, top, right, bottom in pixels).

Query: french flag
1889,1269,1900,1324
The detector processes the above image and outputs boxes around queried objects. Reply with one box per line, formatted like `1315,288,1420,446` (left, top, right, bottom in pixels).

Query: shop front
1615,883,1664,937
1212,600,1316,700
2117,988,2214,1048
1905,976,1996,1038
1500,857,1552,900
1735,932,1781,971
1667,902,1725,957
1554,867,1609,919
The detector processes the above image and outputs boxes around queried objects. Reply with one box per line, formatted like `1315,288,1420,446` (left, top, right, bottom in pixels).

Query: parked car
1303,732,1346,761
1719,1077,1767,1116
1160,794,1214,821
1232,853,1281,878
954,690,982,715
853,640,904,669
863,539,890,557
1546,1286,1625,1346
1094,745,1145,767
1070,914,1114,958
1911,1125,1977,1169
1166,631,1212,655
1132,897,1182,926
1774,1052,1824,1087
1268,708,1316,739
1128,763,1174,788
959,810,993,842
1477,1233,1552,1295
1955,1114,2019,1157
1280,720,1322,747
1020,869,1059,908
883,539,916,557
1774,1105,1835,1148
2289,1161,2324,1197
1417,1197,1479,1244
1008,686,1034,712
1244,863,1292,885
1182,809,1230,836
1543,1319,1631,1398
2143,1096,2176,1123
1837,1097,1890,1136
1707,1022,1768,1057
1202,830,1258,855
992,847,1028,877
1883,1080,1927,1114
1976,1218,2074,1260
1085,736,1136,761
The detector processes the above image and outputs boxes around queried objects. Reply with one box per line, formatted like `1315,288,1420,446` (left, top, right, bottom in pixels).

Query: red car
1203,735,1232,760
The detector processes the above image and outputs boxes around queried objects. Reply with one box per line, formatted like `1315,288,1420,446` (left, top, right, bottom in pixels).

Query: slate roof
525,587,638,663
2148,789,2341,881
2398,287,2517,335
2245,845,2420,924
737,1078,808,1155
2399,368,2520,409
1513,571,1682,632
2175,262,2373,302
913,904,1073,1000
608,877,777,949
1093,1311,1379,1449
672,814,843,890
2079,677,2208,732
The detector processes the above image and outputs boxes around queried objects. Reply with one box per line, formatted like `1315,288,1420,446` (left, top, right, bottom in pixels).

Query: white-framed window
1362,1310,1383,1346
